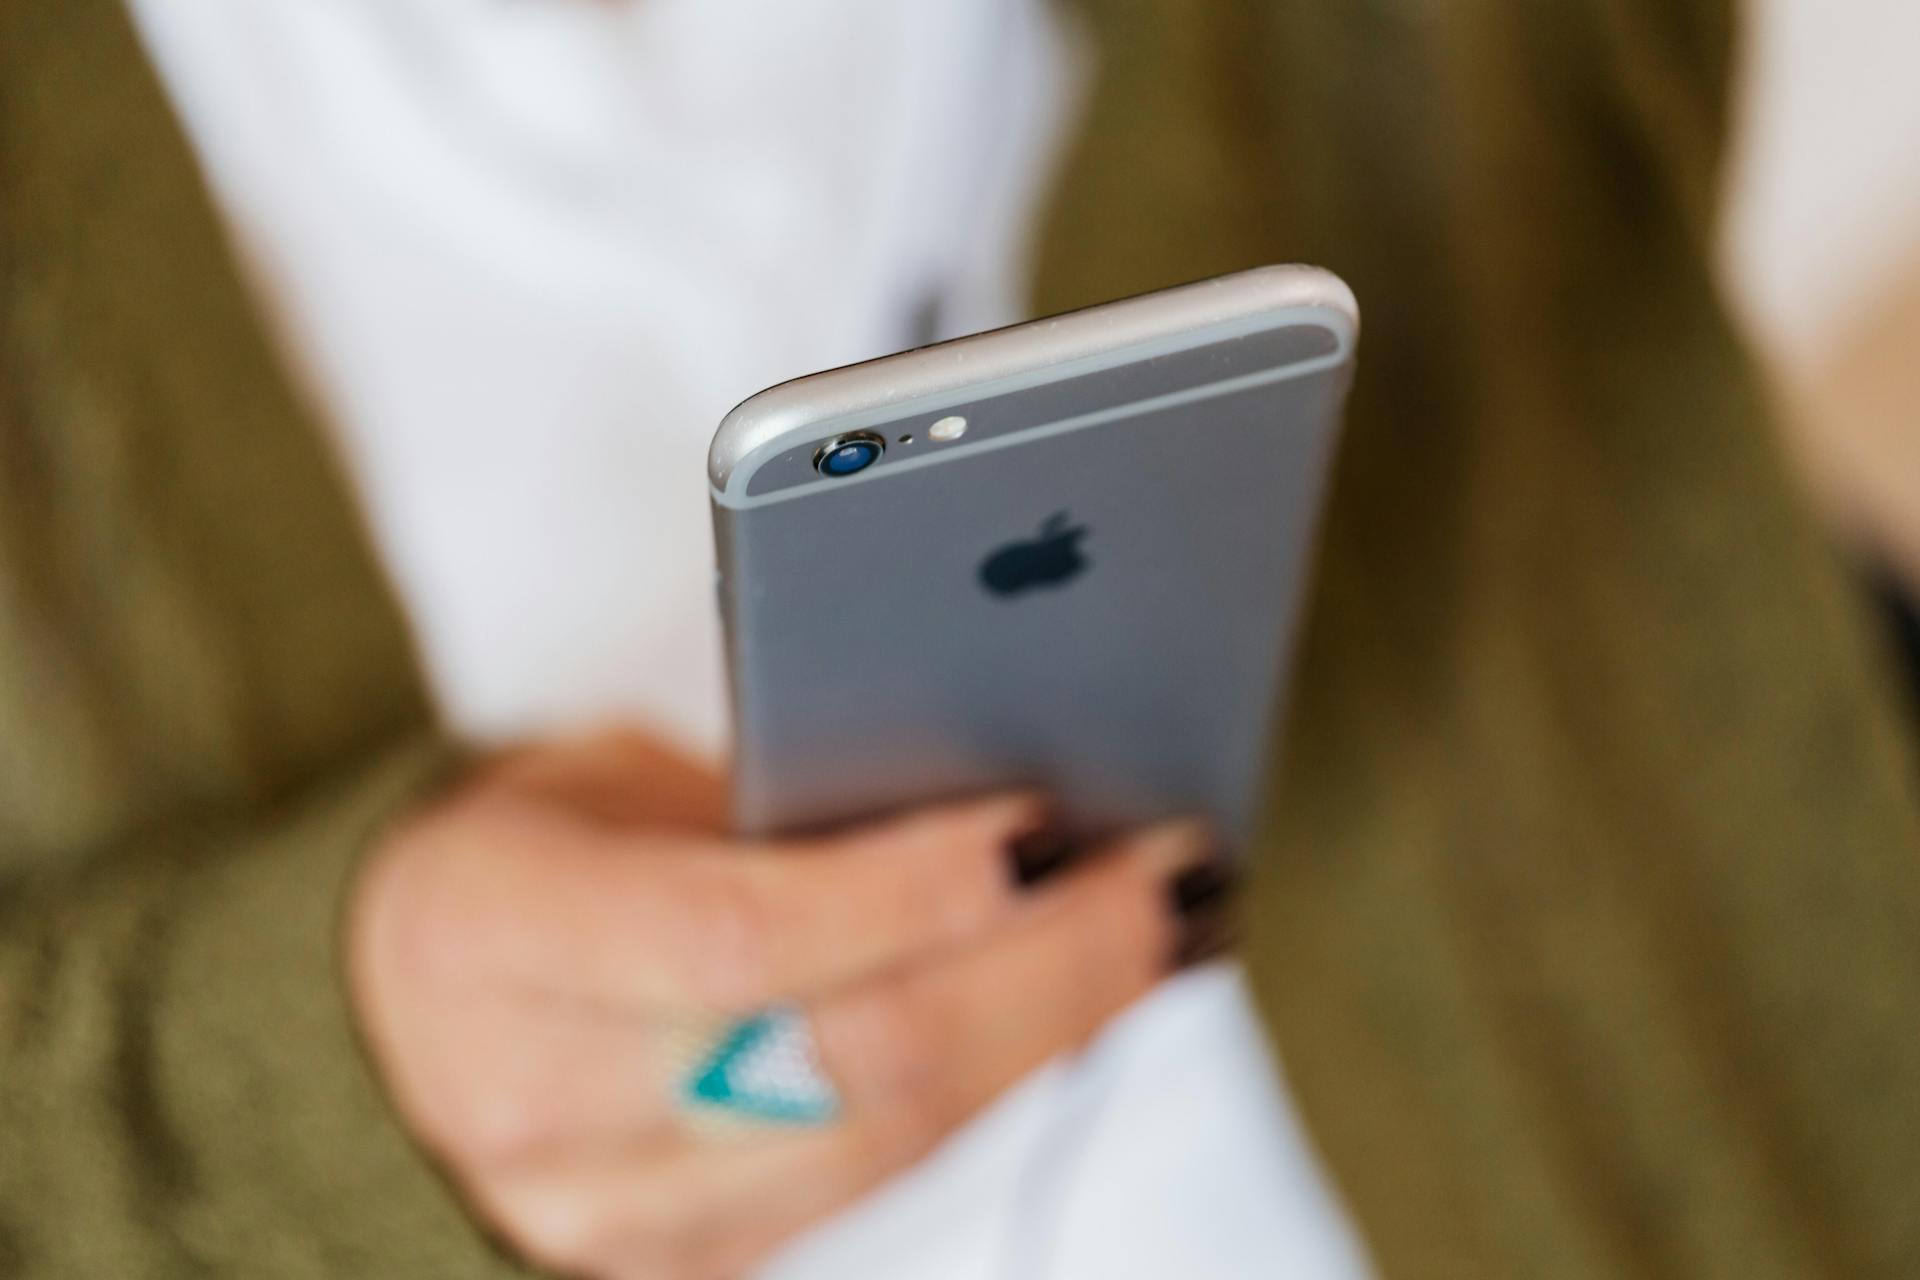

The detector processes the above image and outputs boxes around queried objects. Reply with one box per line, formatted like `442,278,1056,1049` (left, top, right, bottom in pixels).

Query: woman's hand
348,732,1222,1279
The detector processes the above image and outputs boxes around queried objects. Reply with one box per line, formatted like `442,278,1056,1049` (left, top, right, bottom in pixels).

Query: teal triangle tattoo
681,1006,840,1124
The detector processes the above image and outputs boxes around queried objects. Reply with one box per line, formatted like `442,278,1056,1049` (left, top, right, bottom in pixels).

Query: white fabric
761,968,1372,1280
1720,0,1920,380
123,4,1373,1278
127,0,1071,757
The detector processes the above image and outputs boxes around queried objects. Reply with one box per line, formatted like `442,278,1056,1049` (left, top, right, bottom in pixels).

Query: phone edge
706,264,1358,496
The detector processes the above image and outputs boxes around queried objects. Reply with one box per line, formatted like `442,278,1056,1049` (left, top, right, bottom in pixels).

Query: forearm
1802,238,1920,588
0,734,520,1279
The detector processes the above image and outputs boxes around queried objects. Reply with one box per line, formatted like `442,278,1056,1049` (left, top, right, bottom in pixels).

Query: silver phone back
708,266,1357,848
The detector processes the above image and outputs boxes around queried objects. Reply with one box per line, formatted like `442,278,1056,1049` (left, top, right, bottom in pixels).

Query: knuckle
491,1182,612,1275
400,891,482,988
632,1210,712,1280
645,1236,707,1280
1077,876,1165,982
685,1225,792,1280
833,981,940,1093
444,1083,548,1165
830,825,1005,954
372,824,506,990
899,846,1001,941
677,875,778,1011
892,1072,970,1149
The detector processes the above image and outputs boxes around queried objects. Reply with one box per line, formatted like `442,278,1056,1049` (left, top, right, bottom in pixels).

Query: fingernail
1006,827,1079,890
1167,859,1238,968
1169,859,1234,915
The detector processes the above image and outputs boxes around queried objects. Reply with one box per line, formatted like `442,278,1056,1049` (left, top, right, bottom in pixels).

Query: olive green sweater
4,2,1918,1277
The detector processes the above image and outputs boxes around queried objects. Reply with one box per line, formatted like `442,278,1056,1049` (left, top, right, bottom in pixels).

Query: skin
348,731,1216,1279
1794,238,1920,591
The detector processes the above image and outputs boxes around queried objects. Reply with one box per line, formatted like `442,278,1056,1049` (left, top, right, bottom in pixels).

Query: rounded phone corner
709,388,808,500
706,263,1360,505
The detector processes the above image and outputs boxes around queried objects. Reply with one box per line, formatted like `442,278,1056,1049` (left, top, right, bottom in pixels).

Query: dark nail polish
1169,861,1235,918
1168,860,1239,968
1006,827,1078,889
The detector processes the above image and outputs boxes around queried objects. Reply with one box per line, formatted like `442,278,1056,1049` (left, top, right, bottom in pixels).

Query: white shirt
124,4,1374,1278
1721,0,1920,380
128,0,1079,759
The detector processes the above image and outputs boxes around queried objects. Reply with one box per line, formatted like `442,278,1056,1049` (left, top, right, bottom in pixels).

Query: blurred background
6,2,1920,1278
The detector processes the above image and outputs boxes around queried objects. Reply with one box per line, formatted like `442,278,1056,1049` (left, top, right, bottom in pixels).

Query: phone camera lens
814,433,885,478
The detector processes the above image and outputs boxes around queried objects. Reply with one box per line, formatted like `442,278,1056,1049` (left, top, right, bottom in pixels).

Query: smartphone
708,265,1357,849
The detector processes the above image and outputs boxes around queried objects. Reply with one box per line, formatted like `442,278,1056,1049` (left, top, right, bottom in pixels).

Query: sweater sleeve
0,8,540,1274
0,736,536,1279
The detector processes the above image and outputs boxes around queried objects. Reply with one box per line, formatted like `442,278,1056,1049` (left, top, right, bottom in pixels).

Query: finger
477,1124,921,1280
469,821,1219,1278
477,815,1217,1280
414,786,1059,1013
384,995,676,1169
442,790,1060,1017
709,789,1069,1001
811,817,1217,1115
398,811,1203,1167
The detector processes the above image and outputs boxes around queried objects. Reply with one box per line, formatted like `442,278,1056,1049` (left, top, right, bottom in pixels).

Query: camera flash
929,415,968,442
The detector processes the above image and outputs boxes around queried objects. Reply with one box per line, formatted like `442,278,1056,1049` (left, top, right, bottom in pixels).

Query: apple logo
979,512,1091,598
